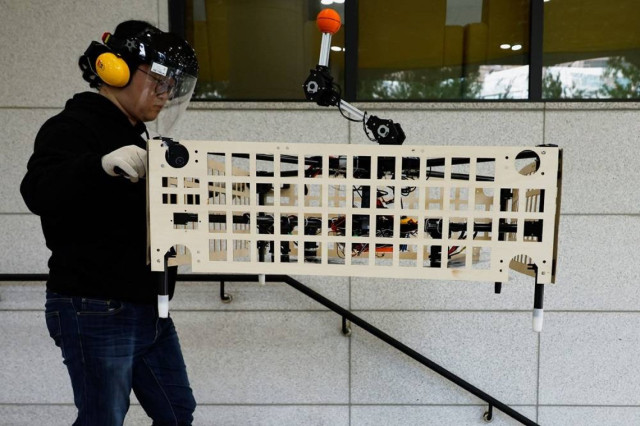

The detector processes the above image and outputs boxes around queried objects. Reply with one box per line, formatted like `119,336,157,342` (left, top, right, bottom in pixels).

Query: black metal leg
341,317,351,336
220,280,233,303
533,283,544,332
157,251,171,318
484,404,494,422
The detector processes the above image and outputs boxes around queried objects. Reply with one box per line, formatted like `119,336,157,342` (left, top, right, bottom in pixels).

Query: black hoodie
21,92,156,303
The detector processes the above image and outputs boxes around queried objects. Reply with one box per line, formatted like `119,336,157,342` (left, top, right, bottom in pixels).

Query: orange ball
316,9,341,34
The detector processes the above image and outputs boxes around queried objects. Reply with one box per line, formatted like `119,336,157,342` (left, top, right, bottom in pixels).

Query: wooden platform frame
147,140,561,286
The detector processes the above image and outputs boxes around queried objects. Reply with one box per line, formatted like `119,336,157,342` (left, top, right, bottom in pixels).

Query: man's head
79,20,198,130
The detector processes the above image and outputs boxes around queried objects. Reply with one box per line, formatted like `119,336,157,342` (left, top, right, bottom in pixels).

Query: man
20,20,198,425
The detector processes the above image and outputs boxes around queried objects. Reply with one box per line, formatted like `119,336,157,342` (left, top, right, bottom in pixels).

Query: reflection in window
357,0,531,100
185,0,345,100
172,0,640,101
543,0,640,99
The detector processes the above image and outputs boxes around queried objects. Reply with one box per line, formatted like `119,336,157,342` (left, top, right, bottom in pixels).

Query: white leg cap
533,308,544,332
158,295,169,318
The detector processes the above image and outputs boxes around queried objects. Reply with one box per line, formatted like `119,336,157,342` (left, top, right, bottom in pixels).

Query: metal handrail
0,273,538,425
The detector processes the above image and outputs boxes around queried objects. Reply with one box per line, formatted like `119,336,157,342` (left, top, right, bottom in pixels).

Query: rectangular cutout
231,182,250,206
303,241,321,262
280,153,299,177
376,186,394,209
451,157,470,181
450,187,469,210
305,184,322,207
399,244,418,268
303,155,322,178
524,219,543,242
400,216,419,238
424,245,442,268
353,156,371,179
257,240,274,262
353,185,371,209
377,156,395,179
280,184,297,207
402,157,420,180
472,247,491,270
328,241,345,265
162,177,178,188
256,213,275,235
475,188,494,211
525,188,545,213
173,212,198,229
280,214,297,235
328,215,347,238
425,187,444,210
304,215,323,236
352,215,370,237
499,218,518,241
328,184,347,208
233,211,251,234
449,217,468,240
375,215,394,238
208,211,227,233
207,153,226,176
476,158,495,182
233,240,251,262
499,188,519,212
425,217,443,240
400,186,419,209
279,240,294,262
231,153,251,176
208,239,227,261
351,243,369,265
256,153,275,179
473,219,492,241
447,246,466,269
374,244,393,266
426,157,446,180
208,182,226,205
255,182,274,206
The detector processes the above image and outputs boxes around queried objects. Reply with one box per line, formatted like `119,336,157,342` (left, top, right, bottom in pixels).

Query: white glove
101,145,147,183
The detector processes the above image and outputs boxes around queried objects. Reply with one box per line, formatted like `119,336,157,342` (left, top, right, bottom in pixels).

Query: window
542,0,640,99
171,0,640,101
182,0,344,100
358,0,530,100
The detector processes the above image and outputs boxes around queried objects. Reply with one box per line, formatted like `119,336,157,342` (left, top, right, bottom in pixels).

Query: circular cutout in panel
515,150,541,175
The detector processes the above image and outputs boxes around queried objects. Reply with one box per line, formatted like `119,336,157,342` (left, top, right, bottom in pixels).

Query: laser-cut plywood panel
148,140,561,284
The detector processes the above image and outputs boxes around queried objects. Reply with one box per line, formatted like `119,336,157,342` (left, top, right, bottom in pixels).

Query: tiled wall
2,1,640,425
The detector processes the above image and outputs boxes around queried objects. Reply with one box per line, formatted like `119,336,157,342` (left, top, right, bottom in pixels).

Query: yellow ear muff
95,52,130,87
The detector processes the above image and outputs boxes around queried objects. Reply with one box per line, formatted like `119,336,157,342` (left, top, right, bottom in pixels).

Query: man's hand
101,145,147,183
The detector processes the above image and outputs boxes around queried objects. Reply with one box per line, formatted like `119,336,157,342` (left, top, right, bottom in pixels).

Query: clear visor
136,62,197,136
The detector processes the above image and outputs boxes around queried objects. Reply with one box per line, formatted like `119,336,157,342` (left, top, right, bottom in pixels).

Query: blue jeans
45,291,196,426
